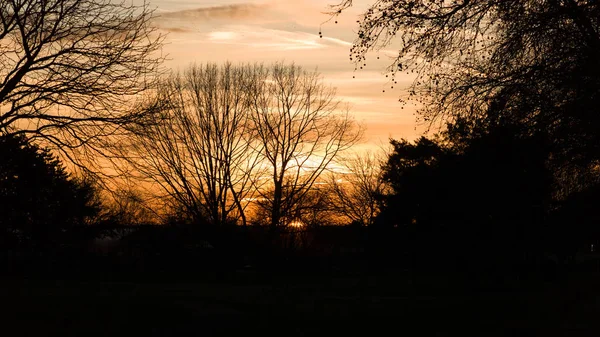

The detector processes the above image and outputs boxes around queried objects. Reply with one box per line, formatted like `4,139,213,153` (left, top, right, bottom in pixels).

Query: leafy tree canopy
379,116,553,229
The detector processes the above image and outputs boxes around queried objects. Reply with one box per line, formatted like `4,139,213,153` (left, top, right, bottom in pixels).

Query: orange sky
150,0,424,147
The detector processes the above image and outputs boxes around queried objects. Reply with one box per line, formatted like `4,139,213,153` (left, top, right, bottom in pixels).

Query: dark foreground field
2,269,600,337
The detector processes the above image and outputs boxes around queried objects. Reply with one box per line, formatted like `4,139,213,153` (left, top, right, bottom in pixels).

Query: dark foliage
376,116,556,280
326,0,600,281
0,134,100,250
330,0,600,198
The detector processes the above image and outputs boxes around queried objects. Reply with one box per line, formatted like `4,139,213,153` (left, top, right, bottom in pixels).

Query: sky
150,0,422,150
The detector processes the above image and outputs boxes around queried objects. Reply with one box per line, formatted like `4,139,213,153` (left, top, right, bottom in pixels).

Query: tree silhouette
328,0,600,197
126,63,263,227
128,63,361,228
253,182,336,228
327,152,389,226
249,63,362,229
97,187,158,226
377,136,448,228
0,0,163,161
378,116,553,272
0,134,101,250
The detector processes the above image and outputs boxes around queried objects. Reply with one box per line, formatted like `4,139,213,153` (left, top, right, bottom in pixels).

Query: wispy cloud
157,3,270,21
152,0,420,144
205,26,351,51
160,26,191,33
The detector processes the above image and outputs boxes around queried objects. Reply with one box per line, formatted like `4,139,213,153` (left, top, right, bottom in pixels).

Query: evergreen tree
0,134,100,249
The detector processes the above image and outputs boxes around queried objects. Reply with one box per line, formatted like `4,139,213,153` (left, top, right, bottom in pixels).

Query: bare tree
127,63,261,226
327,151,389,226
97,187,159,225
253,180,338,227
326,0,600,123
0,0,163,154
248,63,362,228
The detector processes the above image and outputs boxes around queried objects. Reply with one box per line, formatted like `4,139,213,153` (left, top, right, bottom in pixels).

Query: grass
1,269,600,336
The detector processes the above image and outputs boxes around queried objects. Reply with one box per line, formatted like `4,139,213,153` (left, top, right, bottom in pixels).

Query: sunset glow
2,1,596,333
151,0,422,148
288,219,305,228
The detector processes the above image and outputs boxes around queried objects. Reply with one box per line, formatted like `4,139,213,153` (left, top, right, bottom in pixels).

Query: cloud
154,1,420,146
153,3,286,35
161,26,191,33
205,26,351,51
156,4,271,21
